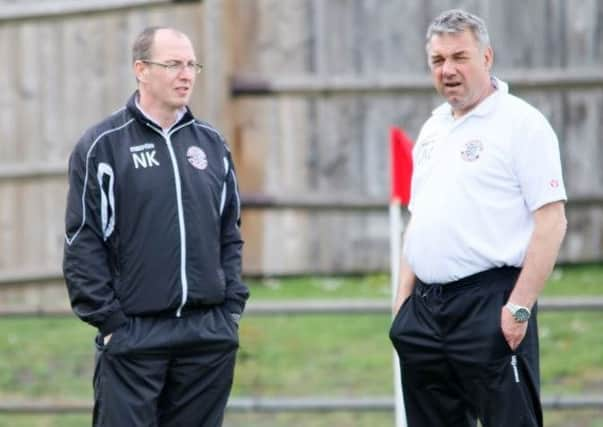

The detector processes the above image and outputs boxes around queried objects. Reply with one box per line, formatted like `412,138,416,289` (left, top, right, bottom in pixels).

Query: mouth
444,82,462,88
175,87,190,96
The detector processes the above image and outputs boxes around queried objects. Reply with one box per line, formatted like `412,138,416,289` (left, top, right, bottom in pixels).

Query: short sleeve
511,113,567,211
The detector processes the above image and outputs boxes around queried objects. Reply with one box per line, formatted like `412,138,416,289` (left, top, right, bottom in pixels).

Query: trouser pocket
474,352,542,427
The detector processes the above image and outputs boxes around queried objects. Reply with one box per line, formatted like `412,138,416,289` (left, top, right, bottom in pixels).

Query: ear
484,46,494,71
134,60,147,82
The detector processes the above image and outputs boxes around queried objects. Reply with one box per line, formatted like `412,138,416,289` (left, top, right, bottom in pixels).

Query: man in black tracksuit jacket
63,27,248,427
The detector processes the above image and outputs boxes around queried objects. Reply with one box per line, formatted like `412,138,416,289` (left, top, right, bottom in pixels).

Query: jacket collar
126,91,195,132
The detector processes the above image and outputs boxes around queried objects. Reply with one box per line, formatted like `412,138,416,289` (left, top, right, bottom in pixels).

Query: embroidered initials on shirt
131,150,160,169
130,143,160,169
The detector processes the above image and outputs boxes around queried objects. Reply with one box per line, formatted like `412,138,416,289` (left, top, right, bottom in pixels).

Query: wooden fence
1,0,603,278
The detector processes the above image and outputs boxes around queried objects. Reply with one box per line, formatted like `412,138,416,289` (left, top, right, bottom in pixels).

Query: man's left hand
500,307,528,351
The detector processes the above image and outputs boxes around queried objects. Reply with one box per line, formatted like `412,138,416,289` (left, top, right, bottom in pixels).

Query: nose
441,59,456,77
177,65,195,79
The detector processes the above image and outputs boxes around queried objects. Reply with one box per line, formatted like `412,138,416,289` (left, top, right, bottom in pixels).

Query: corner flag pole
389,127,413,427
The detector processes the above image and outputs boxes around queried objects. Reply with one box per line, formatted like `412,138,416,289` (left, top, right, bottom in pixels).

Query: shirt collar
432,76,508,119
135,94,187,131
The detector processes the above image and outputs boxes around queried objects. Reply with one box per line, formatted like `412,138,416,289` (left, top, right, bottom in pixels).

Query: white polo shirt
404,78,567,283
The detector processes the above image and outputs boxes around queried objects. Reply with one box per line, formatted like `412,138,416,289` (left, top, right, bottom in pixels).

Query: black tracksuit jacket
63,93,249,336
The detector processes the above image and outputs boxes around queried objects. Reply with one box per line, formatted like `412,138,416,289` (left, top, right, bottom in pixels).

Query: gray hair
132,26,168,63
426,9,490,53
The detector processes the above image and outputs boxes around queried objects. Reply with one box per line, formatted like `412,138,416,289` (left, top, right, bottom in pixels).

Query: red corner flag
389,127,413,206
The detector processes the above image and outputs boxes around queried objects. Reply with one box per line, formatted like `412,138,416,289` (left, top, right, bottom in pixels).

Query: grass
0,264,602,426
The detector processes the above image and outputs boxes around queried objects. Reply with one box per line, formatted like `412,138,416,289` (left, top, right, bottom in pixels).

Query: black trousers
389,267,542,427
92,305,239,427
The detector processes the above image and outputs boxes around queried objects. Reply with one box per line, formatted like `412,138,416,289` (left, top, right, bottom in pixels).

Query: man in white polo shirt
389,9,567,427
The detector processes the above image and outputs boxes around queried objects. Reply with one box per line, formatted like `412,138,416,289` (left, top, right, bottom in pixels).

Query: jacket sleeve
221,149,250,315
62,140,128,335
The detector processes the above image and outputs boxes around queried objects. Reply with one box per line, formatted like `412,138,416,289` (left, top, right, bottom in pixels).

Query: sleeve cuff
224,299,245,316
99,310,128,336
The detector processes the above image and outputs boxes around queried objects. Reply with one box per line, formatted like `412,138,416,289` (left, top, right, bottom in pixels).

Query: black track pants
92,305,239,427
389,267,542,427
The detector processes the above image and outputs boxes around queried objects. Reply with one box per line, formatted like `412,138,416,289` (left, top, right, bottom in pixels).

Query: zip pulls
145,120,195,317
511,355,520,383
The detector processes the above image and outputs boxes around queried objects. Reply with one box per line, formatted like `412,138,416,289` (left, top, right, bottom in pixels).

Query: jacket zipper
148,120,195,317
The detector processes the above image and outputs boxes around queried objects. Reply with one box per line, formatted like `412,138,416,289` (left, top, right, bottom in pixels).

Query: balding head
132,27,191,63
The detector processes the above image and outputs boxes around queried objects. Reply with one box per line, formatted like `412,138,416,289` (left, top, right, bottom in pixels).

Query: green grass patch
0,264,602,426
235,314,393,396
0,415,89,427
544,264,603,296
246,274,391,299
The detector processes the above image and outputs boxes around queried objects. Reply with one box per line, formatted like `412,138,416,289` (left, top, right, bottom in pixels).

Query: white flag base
389,201,407,427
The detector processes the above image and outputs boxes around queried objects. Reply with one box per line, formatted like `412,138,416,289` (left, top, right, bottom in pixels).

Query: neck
452,78,496,119
137,92,182,130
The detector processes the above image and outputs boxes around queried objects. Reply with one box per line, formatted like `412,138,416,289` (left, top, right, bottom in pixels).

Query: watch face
514,308,530,322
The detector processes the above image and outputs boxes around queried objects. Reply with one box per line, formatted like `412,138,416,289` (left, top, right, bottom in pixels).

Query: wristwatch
505,302,531,323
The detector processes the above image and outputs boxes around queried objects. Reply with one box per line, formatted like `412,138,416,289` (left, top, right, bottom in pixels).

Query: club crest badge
187,146,208,170
461,140,483,162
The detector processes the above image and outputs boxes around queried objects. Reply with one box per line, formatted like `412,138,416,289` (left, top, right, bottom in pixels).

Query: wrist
505,302,531,323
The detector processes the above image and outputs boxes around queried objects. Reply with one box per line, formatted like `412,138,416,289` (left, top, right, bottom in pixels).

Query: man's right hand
393,255,417,314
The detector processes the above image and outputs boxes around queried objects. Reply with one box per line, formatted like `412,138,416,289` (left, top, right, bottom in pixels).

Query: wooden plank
0,179,68,271
0,268,63,285
241,194,386,210
320,0,360,75
99,15,127,115
0,0,178,21
564,0,601,67
309,0,327,74
486,0,553,68
273,98,314,282
232,68,603,96
306,95,366,272
0,163,66,180
231,98,273,274
198,0,226,126
42,180,68,269
242,193,603,210
231,0,316,280
1,160,603,210
19,182,44,267
0,23,18,165
60,18,83,152
562,90,603,196
0,185,16,269
10,185,25,270
38,22,64,163
562,208,603,262
17,22,42,163
4,158,603,210
232,0,310,75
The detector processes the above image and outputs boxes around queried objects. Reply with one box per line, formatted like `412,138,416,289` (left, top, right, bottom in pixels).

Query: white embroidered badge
461,140,483,162
187,146,208,170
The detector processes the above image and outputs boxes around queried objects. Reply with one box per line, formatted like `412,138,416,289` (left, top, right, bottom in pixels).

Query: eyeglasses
141,60,203,74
